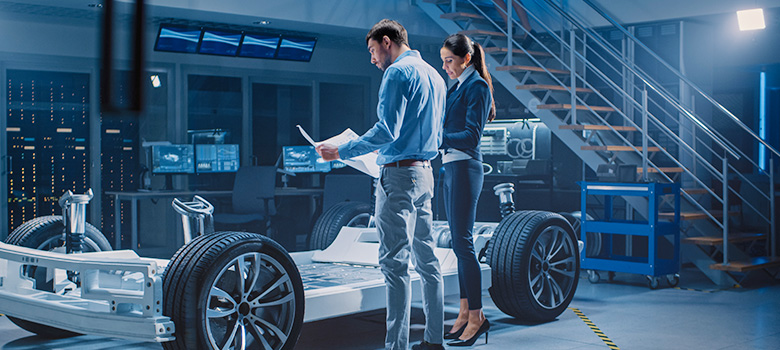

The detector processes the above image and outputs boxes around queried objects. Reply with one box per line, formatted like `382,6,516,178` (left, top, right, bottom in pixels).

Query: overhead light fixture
150,74,162,88
737,8,766,31
253,20,271,25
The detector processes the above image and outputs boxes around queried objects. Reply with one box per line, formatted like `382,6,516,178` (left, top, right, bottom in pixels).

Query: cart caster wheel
666,274,680,287
647,275,660,289
607,271,616,282
587,270,600,284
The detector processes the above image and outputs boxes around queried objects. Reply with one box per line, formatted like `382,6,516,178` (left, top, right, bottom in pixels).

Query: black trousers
442,158,484,309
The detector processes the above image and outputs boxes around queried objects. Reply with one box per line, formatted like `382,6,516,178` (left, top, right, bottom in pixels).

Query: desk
106,188,324,251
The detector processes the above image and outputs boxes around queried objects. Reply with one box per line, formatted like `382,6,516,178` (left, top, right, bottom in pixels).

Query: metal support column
722,154,729,265
570,28,576,124
641,87,648,181
768,154,777,259
506,0,513,66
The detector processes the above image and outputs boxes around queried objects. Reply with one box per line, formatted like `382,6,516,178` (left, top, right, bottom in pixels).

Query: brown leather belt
382,159,430,167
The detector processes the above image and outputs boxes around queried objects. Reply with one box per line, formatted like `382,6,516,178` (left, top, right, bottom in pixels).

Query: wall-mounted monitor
151,144,195,174
276,35,317,62
155,25,202,53
283,145,331,173
196,144,240,173
198,29,242,56
238,33,281,59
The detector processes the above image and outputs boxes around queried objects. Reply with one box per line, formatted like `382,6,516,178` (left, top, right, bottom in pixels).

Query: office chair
322,174,375,211
213,166,277,234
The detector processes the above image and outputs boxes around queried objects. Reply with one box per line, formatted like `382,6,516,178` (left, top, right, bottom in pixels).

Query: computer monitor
238,33,281,59
154,24,202,53
151,144,195,174
196,144,240,173
276,35,317,62
198,28,242,56
282,145,331,173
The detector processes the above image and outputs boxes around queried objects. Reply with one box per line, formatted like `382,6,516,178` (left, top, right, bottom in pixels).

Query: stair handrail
487,0,747,230
489,0,729,186
536,0,740,161
579,0,780,159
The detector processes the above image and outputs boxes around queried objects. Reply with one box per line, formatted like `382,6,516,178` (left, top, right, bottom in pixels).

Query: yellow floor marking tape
569,307,620,350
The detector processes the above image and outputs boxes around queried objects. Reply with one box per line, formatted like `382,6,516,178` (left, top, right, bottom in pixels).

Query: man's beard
379,57,392,71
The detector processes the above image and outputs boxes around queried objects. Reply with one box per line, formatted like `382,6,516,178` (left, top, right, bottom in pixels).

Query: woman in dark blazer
439,33,495,347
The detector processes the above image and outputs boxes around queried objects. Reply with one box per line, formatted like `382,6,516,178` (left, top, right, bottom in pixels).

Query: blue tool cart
579,182,681,289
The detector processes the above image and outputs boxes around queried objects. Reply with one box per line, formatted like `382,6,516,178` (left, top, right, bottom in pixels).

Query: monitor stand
163,174,175,191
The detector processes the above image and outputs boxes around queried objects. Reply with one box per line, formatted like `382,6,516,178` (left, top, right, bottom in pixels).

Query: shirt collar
393,49,419,64
456,65,476,90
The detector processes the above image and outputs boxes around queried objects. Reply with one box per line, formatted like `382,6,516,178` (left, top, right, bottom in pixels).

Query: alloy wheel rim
206,252,296,350
528,225,577,310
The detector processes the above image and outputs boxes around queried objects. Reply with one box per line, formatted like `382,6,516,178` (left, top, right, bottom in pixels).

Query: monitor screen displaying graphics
196,144,240,173
155,25,202,53
276,35,317,61
151,144,195,174
198,29,242,56
283,146,331,173
238,33,281,59
332,160,347,169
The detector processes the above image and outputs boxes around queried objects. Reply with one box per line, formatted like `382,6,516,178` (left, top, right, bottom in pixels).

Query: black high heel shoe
444,323,467,340
447,319,490,347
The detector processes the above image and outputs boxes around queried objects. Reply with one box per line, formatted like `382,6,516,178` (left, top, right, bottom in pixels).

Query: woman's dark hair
366,19,409,48
442,33,496,121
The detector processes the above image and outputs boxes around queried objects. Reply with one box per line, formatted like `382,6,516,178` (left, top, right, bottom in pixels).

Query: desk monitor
283,145,331,173
196,144,240,173
151,144,195,174
154,24,201,53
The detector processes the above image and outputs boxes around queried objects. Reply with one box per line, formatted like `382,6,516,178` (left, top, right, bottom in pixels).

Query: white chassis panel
0,221,497,342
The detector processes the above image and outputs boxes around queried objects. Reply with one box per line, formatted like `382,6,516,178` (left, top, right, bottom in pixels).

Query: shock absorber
58,189,94,254
493,183,516,218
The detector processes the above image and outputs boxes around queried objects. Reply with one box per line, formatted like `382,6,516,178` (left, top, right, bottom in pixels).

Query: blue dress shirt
338,50,446,165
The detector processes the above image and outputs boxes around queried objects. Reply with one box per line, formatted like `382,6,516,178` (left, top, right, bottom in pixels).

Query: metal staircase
418,0,779,286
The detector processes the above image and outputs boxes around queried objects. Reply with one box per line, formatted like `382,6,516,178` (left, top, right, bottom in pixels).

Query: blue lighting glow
759,71,766,171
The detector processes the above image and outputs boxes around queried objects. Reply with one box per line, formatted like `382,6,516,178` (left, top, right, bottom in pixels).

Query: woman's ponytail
470,41,496,121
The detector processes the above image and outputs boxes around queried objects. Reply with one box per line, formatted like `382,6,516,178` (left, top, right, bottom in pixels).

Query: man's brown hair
365,19,409,47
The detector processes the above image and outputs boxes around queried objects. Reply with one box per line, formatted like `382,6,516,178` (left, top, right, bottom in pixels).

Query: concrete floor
1,268,778,350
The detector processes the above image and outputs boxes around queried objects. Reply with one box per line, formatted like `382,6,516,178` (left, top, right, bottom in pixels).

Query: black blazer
441,71,492,162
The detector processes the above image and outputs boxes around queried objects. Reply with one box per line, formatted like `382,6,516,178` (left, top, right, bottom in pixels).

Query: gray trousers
376,165,444,350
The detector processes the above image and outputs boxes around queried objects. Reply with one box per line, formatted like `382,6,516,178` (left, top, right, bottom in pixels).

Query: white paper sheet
297,125,380,178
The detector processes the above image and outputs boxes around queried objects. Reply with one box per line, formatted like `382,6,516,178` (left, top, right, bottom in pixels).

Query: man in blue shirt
316,19,446,350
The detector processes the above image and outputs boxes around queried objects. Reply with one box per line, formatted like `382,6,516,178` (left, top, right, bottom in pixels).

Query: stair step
441,12,485,21
682,232,767,246
459,29,506,38
496,65,569,75
709,256,780,272
560,124,636,131
659,210,740,220
581,145,661,152
537,104,615,112
423,0,451,4
637,167,684,174
519,84,592,93
485,47,552,58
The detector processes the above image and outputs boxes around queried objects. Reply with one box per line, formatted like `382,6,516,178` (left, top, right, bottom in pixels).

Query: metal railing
427,0,776,263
